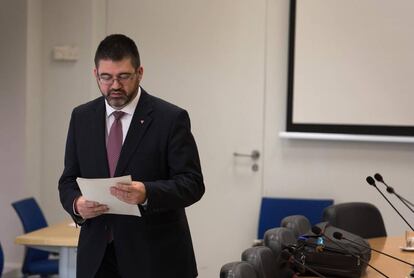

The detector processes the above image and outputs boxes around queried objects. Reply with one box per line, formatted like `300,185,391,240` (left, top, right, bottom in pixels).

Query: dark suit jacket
58,89,205,278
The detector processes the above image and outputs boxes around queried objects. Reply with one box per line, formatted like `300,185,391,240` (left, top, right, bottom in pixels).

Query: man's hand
110,181,147,205
75,196,109,219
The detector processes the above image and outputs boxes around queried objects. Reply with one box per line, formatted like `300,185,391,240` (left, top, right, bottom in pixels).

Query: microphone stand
374,174,414,213
383,186,414,214
366,177,414,231
335,233,414,267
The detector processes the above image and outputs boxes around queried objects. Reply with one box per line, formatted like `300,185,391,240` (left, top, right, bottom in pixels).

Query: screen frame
285,0,414,137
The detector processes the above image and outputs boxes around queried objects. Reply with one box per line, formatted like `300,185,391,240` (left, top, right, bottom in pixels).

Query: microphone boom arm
373,185,414,231
341,236,414,267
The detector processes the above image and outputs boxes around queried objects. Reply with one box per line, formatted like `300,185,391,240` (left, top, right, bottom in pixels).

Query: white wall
2,0,414,272
25,0,43,228
0,0,102,269
0,0,30,270
263,0,414,236
40,0,99,224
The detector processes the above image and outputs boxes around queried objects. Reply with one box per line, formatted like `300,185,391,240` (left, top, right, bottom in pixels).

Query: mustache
109,89,126,95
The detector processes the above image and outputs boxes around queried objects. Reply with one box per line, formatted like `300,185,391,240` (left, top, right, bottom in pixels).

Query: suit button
104,225,108,231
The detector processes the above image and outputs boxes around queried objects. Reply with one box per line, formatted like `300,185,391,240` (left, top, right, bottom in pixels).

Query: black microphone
374,173,414,213
280,249,327,278
312,227,390,278
282,243,302,255
333,231,414,267
366,176,414,231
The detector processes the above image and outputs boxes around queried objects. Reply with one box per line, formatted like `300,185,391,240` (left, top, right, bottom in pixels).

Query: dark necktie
107,111,125,177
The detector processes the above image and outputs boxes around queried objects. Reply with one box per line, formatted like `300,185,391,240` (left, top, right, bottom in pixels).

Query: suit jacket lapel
115,90,153,176
92,99,110,177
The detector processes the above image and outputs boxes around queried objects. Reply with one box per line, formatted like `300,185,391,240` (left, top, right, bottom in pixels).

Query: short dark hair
94,34,141,69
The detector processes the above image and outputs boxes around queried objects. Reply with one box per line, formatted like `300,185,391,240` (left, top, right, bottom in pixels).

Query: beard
103,87,138,109
106,89,129,107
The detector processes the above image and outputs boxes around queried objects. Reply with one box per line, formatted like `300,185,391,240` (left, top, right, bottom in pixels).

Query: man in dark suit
58,34,204,278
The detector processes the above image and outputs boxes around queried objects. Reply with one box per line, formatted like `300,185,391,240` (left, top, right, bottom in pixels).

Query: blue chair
12,197,58,277
0,241,4,277
257,197,334,239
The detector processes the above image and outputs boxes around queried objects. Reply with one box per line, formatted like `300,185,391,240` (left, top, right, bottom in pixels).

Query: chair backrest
241,246,278,278
12,197,50,272
12,197,48,233
280,215,311,238
0,241,4,277
322,202,387,238
263,227,296,259
220,261,258,278
257,197,334,239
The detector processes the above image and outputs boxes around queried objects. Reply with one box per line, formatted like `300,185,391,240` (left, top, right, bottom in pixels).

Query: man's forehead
97,58,134,72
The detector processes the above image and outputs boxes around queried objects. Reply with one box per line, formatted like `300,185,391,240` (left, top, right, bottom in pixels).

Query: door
106,1,266,276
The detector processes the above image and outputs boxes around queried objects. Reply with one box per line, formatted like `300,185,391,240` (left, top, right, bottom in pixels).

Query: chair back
12,197,51,273
220,261,257,278
241,246,278,278
12,197,48,233
257,197,334,239
263,227,296,259
280,215,311,238
323,202,387,238
0,241,4,277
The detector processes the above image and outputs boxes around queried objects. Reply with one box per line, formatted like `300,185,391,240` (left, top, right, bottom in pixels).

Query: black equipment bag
294,224,372,278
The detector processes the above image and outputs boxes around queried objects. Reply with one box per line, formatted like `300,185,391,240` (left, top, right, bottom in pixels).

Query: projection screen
286,0,414,137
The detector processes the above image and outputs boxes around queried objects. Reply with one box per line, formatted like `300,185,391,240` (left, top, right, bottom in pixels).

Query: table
301,236,414,278
15,220,80,278
363,236,414,278
15,227,414,278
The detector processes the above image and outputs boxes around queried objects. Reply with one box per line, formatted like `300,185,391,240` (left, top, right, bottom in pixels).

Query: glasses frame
97,71,137,86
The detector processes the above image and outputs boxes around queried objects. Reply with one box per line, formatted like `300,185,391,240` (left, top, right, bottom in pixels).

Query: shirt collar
105,87,141,118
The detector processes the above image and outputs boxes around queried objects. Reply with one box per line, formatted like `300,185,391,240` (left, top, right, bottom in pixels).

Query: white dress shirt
105,87,141,143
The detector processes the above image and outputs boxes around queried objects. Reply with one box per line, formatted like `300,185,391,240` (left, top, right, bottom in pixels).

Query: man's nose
111,79,122,89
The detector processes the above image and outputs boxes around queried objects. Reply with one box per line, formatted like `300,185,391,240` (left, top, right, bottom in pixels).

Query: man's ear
137,66,144,82
93,68,98,78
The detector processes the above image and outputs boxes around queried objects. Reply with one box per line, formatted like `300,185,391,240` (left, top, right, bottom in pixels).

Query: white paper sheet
76,175,141,217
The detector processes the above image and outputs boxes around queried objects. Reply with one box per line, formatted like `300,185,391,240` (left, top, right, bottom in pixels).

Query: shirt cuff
73,197,82,217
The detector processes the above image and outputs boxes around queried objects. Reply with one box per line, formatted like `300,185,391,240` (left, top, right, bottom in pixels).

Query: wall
0,0,102,269
263,0,414,236
0,0,30,270
25,0,43,229
40,0,102,224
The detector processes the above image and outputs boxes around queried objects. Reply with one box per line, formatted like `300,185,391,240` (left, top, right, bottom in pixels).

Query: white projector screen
286,0,414,136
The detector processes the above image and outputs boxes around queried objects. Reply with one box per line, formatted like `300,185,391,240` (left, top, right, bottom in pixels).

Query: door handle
233,150,260,160
233,150,260,172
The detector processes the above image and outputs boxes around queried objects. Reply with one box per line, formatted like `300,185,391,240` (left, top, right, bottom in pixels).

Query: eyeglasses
97,72,136,85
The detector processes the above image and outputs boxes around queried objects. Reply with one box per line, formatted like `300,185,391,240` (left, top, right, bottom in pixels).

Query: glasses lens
99,73,134,85
99,75,112,85
118,73,132,81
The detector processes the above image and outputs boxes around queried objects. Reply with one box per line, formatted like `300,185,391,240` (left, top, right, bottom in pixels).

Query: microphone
333,231,414,267
282,244,302,255
280,249,327,278
374,173,414,213
366,176,414,231
312,227,390,278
